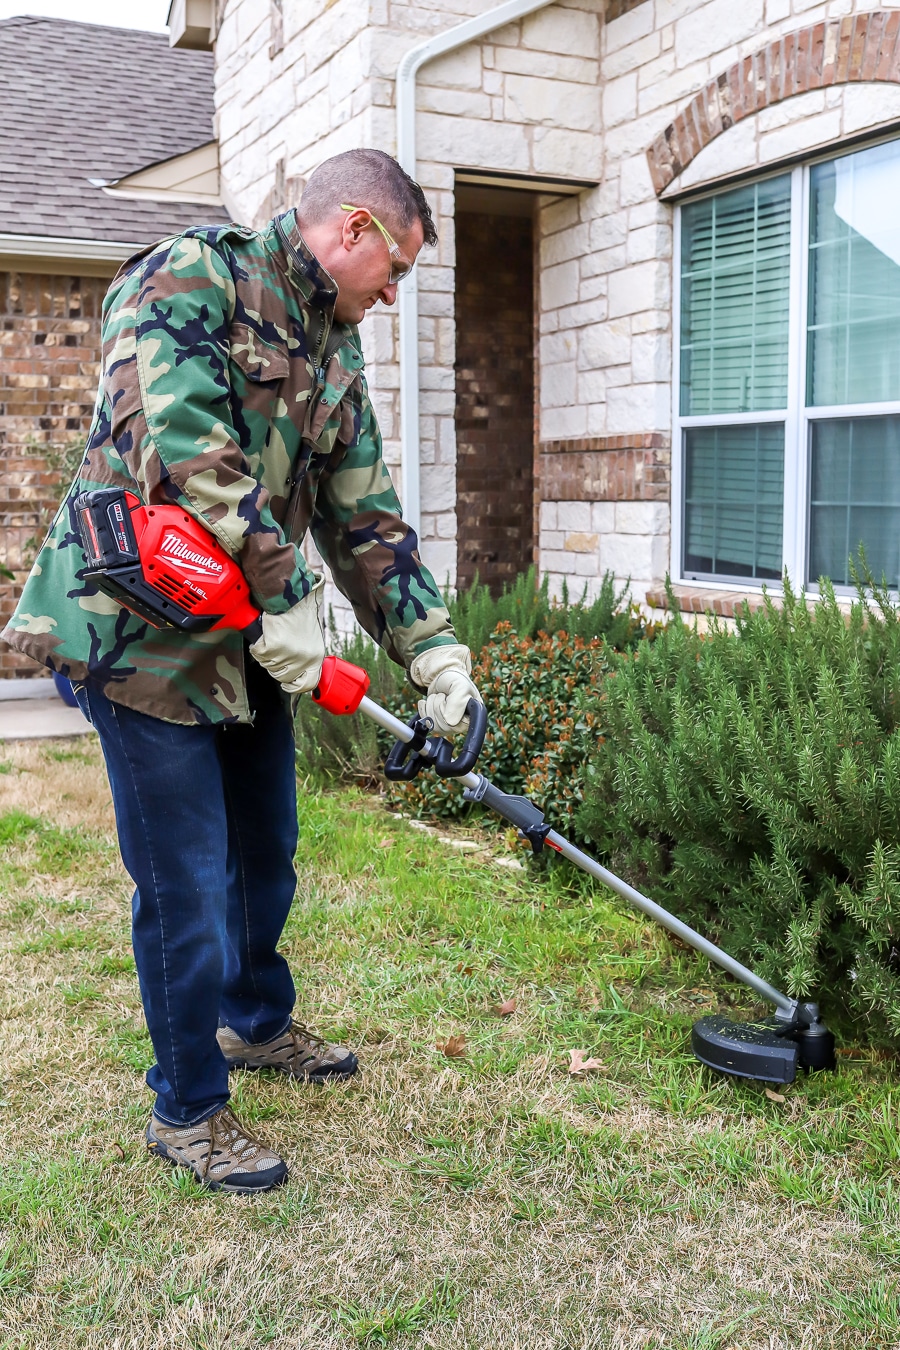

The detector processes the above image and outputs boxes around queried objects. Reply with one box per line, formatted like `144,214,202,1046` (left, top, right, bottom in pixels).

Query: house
181,0,900,630
5,1,900,676
0,15,228,675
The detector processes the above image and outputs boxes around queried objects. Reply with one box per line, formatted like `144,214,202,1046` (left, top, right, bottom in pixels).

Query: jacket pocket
229,324,291,429
229,323,291,382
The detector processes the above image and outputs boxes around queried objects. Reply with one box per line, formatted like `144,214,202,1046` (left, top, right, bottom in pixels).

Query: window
675,137,900,590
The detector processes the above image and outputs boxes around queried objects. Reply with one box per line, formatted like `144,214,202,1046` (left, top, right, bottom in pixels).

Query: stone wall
213,0,605,607
0,272,104,677
536,0,900,602
213,0,900,618
648,9,900,194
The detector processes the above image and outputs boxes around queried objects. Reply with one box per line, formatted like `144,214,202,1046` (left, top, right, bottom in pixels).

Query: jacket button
210,685,219,696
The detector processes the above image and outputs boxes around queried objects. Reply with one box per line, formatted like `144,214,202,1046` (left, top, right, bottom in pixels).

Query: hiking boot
217,1020,358,1081
146,1105,288,1194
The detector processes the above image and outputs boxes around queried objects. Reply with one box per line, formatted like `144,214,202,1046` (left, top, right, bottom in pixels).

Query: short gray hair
297,148,437,247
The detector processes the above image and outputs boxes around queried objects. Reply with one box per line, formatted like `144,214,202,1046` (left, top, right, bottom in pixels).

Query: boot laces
289,1021,327,1056
205,1107,264,1175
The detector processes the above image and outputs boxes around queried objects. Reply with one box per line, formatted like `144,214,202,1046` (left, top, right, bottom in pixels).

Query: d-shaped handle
432,699,487,778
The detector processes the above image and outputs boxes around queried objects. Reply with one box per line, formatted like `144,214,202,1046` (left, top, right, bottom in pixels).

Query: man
2,149,481,1194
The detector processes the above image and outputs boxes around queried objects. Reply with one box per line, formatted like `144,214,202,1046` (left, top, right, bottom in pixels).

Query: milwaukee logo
159,531,224,578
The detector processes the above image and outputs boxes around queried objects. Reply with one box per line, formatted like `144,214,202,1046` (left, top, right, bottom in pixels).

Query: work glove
249,574,326,695
408,643,483,741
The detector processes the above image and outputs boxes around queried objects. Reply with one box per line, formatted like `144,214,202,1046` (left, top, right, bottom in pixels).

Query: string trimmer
75,487,836,1085
311,655,837,1086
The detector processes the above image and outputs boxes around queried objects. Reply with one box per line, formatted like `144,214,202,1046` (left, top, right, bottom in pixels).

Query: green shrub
297,569,646,791
448,566,637,653
390,623,608,834
576,578,900,1043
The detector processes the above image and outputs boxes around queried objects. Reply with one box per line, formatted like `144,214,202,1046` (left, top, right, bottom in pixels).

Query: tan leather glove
408,643,483,740
249,574,326,695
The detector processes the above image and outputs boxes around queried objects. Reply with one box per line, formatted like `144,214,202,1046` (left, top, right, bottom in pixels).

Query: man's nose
378,282,398,306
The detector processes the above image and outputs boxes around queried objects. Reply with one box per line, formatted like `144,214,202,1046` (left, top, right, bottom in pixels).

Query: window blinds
684,425,784,580
681,176,792,416
809,416,900,587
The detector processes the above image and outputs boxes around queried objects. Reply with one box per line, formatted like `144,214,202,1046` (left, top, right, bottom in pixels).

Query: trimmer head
692,1003,836,1085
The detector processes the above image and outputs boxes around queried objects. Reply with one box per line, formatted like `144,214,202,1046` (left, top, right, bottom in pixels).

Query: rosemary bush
576,578,900,1043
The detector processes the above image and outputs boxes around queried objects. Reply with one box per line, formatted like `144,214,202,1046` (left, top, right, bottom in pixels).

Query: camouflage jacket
2,212,455,724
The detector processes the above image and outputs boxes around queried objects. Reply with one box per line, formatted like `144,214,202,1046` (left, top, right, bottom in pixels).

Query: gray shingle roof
0,16,230,244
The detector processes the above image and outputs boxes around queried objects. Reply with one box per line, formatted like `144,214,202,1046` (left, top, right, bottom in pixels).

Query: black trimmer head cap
692,1005,836,1085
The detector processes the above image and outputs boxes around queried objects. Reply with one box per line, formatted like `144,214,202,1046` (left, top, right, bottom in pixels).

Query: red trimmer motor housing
74,487,260,634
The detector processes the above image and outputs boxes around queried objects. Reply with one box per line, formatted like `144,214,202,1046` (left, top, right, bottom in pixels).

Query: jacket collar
268,209,339,310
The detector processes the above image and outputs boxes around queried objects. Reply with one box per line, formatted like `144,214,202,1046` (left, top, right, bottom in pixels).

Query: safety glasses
340,204,414,284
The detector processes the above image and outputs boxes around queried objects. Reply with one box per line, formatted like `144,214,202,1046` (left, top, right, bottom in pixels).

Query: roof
0,15,229,245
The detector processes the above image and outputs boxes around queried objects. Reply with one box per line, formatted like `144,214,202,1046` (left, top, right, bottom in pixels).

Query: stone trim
539,435,671,502
647,11,900,196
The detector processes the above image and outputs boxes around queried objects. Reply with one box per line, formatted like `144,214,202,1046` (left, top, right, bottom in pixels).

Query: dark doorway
454,185,536,595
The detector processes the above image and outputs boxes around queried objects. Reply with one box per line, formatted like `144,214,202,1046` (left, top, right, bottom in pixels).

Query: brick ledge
540,433,670,455
645,585,780,618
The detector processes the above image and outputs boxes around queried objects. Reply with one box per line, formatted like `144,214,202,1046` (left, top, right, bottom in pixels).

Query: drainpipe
395,0,558,539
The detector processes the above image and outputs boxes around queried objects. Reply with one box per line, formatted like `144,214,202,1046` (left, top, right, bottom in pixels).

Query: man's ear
341,209,369,251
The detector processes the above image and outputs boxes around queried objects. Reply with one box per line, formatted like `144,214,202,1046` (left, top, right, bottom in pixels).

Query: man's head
296,149,437,324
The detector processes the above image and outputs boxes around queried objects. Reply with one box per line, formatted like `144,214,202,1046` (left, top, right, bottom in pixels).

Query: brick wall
0,271,105,677
455,210,535,595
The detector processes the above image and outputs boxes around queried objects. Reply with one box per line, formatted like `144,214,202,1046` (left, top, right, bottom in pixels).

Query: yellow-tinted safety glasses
340,204,414,284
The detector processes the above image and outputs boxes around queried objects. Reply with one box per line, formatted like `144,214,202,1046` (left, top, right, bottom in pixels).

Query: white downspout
395,0,558,539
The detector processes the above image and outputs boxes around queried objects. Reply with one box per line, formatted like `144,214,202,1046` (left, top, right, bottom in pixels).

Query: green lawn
0,737,897,1349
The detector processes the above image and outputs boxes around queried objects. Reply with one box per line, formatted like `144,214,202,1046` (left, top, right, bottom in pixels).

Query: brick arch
647,11,900,197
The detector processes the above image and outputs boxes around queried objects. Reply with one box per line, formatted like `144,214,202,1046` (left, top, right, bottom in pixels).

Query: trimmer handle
311,656,488,781
432,698,487,777
383,715,434,781
382,698,487,782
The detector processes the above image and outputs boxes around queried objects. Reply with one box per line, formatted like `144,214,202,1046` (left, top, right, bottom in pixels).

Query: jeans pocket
71,682,93,726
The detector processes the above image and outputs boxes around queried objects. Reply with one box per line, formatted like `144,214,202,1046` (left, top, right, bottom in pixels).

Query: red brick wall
455,211,535,595
0,271,107,676
539,433,671,502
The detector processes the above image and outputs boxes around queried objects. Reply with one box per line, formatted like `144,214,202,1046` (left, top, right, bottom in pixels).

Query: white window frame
672,138,900,594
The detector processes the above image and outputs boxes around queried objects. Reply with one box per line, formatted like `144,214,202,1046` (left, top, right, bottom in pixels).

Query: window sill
645,584,859,619
645,584,780,618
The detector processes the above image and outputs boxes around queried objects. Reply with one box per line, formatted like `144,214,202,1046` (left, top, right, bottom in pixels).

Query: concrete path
0,678,93,741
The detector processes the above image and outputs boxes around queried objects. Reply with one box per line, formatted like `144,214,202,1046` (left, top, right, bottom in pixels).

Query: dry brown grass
0,737,895,1350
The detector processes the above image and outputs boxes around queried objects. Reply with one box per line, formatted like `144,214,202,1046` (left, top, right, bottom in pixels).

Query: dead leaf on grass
456,962,474,975
495,997,517,1017
567,1048,605,1076
377,838,393,849
764,1087,786,1103
438,1034,468,1058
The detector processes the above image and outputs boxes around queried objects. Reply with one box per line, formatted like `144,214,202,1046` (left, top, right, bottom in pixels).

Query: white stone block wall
539,498,668,603
213,0,900,630
537,0,900,602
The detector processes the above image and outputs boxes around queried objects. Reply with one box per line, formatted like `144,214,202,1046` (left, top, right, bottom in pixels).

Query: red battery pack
75,487,260,634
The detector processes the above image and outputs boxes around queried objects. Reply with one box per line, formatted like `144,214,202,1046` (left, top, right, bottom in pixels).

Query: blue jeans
74,658,298,1125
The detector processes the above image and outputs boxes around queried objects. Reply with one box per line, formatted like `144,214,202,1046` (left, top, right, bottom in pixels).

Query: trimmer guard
691,1014,798,1084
